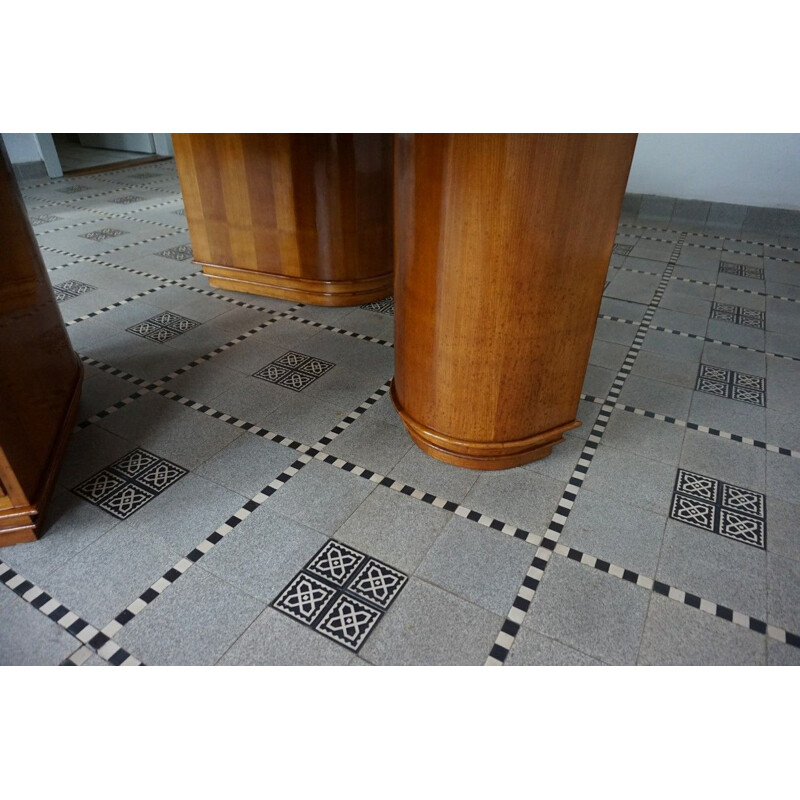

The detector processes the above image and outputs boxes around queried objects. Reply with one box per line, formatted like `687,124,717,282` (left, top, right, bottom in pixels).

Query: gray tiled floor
2,162,799,667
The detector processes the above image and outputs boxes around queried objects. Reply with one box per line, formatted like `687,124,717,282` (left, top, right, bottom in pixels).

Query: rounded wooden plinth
173,133,393,307
391,381,579,469
392,133,637,470
203,263,393,307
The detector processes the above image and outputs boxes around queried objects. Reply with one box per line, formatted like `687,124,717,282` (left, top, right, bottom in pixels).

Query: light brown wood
0,143,84,545
172,134,394,306
392,133,637,470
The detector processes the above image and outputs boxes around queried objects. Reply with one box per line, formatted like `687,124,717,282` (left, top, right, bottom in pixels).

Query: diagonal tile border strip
0,561,143,666
671,274,800,305
579,393,799,459
548,542,800,648
484,232,688,666
65,284,171,326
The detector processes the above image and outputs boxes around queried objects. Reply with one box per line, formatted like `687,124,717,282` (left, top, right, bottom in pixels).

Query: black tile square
671,469,766,550
314,594,381,652
719,261,765,280
731,385,765,406
72,448,187,520
306,540,366,588
272,540,408,653
52,279,96,303
148,311,199,333
273,573,338,625
719,510,765,549
74,470,127,504
696,377,730,397
695,364,765,406
127,313,200,344
79,228,126,241
675,469,719,503
252,351,336,392
112,195,144,205
29,214,62,225
698,364,731,383
346,558,407,610
98,483,157,520
733,373,765,392
109,448,160,479
360,297,395,315
156,244,193,261
671,494,717,532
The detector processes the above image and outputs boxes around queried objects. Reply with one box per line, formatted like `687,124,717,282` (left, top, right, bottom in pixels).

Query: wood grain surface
173,134,394,306
391,133,637,469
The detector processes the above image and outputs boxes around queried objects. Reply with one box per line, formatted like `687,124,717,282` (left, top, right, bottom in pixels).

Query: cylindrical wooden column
0,145,83,545
173,133,394,306
391,133,637,470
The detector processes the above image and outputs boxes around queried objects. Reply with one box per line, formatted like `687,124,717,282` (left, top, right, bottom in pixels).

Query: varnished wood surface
0,145,83,544
392,133,638,469
173,134,394,306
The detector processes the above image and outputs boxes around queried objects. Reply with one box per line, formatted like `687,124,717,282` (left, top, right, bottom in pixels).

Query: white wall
627,133,800,210
1,133,42,163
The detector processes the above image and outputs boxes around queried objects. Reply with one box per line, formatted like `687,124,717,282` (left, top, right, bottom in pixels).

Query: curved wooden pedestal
392,133,637,470
173,133,393,306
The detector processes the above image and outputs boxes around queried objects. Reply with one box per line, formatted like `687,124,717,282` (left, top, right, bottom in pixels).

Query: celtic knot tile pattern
126,312,200,343
253,351,335,392
612,243,633,256
695,364,766,406
719,261,765,280
52,279,97,303
272,540,408,652
670,468,766,549
156,244,193,261
79,228,127,241
360,296,395,315
710,302,765,329
29,214,62,225
111,195,145,205
73,447,187,519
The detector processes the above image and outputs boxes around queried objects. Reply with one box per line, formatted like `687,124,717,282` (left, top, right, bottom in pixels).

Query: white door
77,133,155,153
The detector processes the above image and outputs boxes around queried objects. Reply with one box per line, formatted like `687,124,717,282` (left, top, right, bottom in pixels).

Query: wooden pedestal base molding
173,133,394,307
391,382,579,470
0,145,84,547
392,133,637,470
202,261,394,307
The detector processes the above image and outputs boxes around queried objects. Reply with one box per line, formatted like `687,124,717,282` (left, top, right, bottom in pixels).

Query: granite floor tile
388,445,479,502
463,468,566,534
637,593,765,665
324,414,414,475
767,639,800,665
200,507,326,603
629,350,697,389
763,498,800,564
617,374,694,418
688,391,766,441
656,520,767,620
602,409,685,464
115,565,265,665
358,578,503,666
581,445,676,515
524,556,650,665
679,429,766,491
506,629,604,665
217,607,352,665
334,485,452,573
523,435,587,482
767,554,800,633
265,459,376,536
98,393,243,469
0,595,82,666
415,515,536,616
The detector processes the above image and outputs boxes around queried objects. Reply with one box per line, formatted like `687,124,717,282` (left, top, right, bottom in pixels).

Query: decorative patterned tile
126,313,201,343
360,297,395,315
272,540,407,652
29,214,62,225
112,195,145,204
612,243,633,256
253,351,335,392
72,447,187,520
695,363,766,406
719,261,765,280
670,468,766,549
157,244,193,261
315,594,381,650
79,228,127,241
52,279,96,303
710,302,765,329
